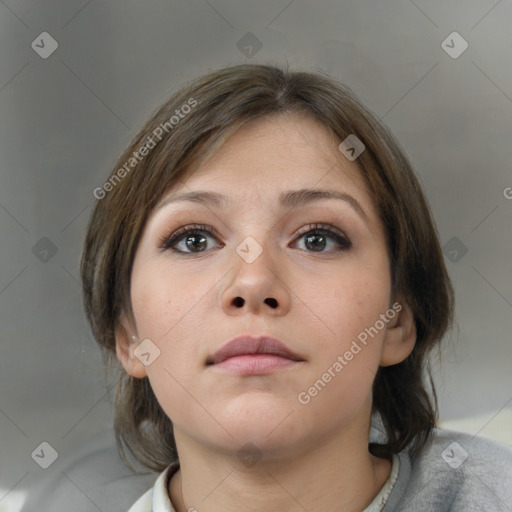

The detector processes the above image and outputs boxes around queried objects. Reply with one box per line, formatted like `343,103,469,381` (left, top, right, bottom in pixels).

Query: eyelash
159,223,352,254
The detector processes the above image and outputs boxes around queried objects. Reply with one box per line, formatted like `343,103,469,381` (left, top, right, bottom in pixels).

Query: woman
80,64,512,511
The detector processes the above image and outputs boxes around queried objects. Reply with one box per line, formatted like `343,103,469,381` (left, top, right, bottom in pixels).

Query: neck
168,419,391,512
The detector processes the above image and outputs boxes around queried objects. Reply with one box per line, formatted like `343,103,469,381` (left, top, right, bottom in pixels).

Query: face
116,113,415,458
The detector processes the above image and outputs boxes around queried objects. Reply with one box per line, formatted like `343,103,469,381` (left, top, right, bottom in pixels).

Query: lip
206,335,304,375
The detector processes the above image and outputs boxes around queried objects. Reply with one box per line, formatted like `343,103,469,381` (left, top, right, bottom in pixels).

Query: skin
116,113,417,512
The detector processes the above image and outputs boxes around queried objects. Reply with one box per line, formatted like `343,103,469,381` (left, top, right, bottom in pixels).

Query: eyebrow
155,188,370,226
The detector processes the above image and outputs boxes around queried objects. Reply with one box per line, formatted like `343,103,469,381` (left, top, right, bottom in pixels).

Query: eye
159,222,351,255
292,223,352,253
159,224,223,254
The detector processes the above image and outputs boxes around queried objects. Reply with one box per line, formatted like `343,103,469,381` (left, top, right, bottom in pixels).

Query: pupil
305,234,326,251
186,234,207,251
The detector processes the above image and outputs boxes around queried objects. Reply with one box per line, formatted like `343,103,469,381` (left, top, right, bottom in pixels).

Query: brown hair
80,63,454,472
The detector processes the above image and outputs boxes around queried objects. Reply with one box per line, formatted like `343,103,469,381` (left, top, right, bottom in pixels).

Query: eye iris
185,233,207,251
305,233,326,252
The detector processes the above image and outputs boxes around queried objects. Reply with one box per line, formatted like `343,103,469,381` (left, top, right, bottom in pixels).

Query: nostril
233,297,245,307
265,298,278,308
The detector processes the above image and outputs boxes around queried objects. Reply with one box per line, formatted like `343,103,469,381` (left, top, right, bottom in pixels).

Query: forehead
177,113,368,200
146,114,385,241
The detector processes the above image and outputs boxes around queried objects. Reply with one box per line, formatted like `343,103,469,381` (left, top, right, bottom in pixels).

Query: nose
220,238,291,316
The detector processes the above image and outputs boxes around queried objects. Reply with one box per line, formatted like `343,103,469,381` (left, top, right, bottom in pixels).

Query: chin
215,397,304,449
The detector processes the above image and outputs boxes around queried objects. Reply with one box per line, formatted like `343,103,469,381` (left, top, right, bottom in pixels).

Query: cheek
131,261,206,342
130,264,207,409
296,288,388,424
294,262,391,348
292,259,391,409
132,278,207,428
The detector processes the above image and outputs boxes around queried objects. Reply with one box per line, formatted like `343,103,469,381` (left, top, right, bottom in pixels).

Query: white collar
127,463,178,512
152,464,177,511
363,454,400,511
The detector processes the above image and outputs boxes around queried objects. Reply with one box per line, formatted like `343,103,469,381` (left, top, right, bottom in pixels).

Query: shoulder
389,428,512,512
418,428,512,481
421,427,512,464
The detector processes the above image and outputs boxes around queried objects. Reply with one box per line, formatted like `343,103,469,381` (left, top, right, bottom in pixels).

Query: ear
380,300,417,367
115,316,147,379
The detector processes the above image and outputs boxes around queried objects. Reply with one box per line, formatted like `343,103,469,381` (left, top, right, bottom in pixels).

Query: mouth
206,335,305,376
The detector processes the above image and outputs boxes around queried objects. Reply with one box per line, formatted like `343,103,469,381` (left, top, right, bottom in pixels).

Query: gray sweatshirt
380,427,512,511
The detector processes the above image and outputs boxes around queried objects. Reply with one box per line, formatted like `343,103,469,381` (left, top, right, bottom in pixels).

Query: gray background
1,1,511,510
